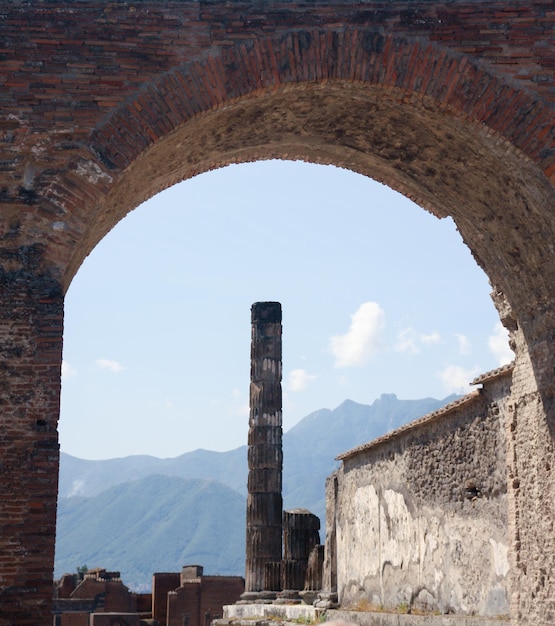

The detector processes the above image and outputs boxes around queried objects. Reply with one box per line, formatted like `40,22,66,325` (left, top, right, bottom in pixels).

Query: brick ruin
163,566,244,626
0,2,554,624
53,565,244,626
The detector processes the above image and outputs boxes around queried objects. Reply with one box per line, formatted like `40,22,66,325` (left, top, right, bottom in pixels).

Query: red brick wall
198,577,245,621
69,579,136,612
59,614,89,626
104,581,136,613
167,582,201,626
134,592,152,615
89,615,140,626
152,573,181,626
0,247,63,625
165,577,244,626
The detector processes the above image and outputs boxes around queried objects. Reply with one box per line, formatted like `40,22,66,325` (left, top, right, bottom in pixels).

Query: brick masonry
0,2,553,624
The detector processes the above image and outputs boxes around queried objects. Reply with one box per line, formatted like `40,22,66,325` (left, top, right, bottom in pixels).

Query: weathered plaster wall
331,369,512,617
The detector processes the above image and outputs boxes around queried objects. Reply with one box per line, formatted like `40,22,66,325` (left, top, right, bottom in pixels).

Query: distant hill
282,394,457,516
59,447,247,500
56,394,457,589
55,475,245,591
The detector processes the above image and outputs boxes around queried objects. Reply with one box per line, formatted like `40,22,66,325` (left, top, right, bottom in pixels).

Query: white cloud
488,322,513,366
95,358,124,373
438,364,481,394
395,327,418,354
287,368,317,392
330,302,385,367
395,327,440,355
421,331,441,345
61,360,77,379
456,333,471,355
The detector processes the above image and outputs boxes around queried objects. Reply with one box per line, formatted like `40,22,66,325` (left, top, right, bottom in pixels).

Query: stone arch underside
0,7,554,626
82,81,554,329
34,31,554,329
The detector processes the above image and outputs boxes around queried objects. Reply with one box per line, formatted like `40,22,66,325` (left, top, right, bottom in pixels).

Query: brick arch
1,7,554,625
51,31,554,325
90,29,554,175
52,37,553,626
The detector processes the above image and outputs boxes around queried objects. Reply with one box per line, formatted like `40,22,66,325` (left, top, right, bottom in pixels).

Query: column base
314,592,338,609
239,591,278,603
274,590,301,604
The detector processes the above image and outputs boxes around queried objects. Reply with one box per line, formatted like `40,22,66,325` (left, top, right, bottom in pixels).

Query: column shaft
245,302,283,593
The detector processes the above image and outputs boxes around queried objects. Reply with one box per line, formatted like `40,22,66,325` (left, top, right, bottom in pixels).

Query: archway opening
59,159,509,460
56,159,512,590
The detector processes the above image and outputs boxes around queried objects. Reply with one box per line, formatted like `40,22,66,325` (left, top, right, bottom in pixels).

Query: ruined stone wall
331,369,512,617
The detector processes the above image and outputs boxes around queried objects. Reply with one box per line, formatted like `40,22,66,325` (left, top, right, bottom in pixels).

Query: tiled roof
471,361,514,385
337,391,482,461
337,363,514,462
335,361,514,461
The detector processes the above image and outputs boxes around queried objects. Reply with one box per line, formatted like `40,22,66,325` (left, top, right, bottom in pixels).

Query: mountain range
56,394,456,590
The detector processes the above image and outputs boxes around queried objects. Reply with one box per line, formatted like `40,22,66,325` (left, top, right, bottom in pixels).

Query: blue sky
59,160,512,460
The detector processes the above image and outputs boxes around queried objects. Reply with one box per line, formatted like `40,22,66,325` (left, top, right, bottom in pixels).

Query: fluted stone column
244,302,283,594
